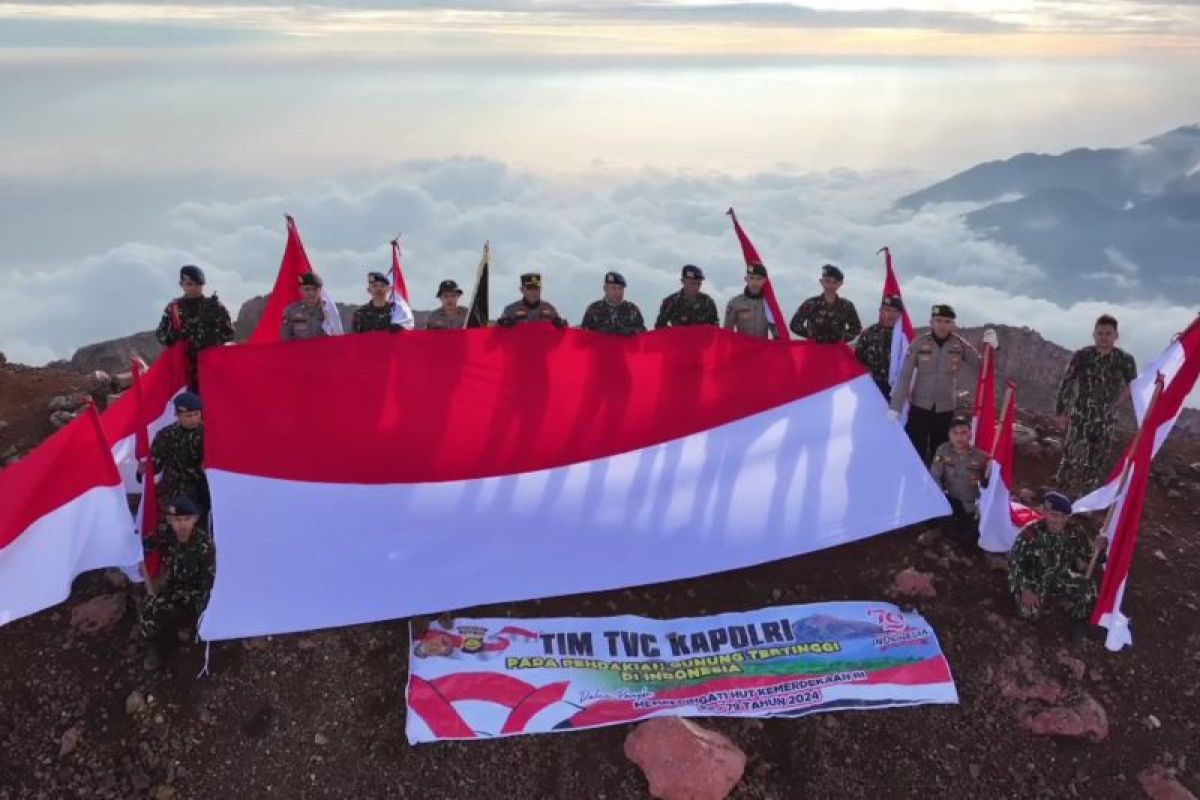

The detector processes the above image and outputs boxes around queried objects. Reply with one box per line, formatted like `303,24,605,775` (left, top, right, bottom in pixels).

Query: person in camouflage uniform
155,265,235,391
1054,315,1137,494
723,264,778,339
1009,491,1101,622
654,264,719,329
425,280,468,330
789,264,862,343
147,392,208,516
580,272,646,335
139,496,216,671
498,273,567,327
928,416,991,546
351,271,396,334
854,294,904,400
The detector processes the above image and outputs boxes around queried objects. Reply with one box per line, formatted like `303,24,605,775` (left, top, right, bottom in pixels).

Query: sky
1,0,1198,372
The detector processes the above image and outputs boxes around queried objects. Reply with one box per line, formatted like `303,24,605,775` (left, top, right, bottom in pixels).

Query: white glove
982,328,999,349
887,409,900,422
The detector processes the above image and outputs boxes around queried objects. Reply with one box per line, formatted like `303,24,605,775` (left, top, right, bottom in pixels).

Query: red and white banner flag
197,327,950,640
249,215,342,343
0,406,141,626
726,208,791,341
977,382,1038,552
1074,315,1200,513
972,344,997,452
131,361,162,579
878,247,916,391
100,344,189,492
389,238,416,330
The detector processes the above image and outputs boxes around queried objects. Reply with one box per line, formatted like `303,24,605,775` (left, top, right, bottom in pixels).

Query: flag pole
462,240,489,329
986,383,1013,480
1085,375,1164,578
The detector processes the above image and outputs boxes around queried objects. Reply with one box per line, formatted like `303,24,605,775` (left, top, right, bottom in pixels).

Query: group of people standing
135,259,1141,669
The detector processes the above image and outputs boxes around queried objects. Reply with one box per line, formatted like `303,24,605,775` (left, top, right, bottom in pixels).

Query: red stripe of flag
132,361,161,580
249,215,314,344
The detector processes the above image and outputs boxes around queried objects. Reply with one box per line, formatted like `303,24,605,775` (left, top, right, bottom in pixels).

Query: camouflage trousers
1013,575,1097,622
1055,413,1116,495
139,587,207,641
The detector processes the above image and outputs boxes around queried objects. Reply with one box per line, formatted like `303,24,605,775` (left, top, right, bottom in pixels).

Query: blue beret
165,496,199,516
681,264,705,280
1044,491,1072,514
179,265,206,285
604,271,626,287
173,391,203,412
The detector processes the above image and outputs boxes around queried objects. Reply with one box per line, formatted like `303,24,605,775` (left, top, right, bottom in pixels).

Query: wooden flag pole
1085,375,1164,578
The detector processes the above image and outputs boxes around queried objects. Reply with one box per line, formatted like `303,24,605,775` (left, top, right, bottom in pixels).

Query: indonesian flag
131,361,162,579
1073,315,1200,513
197,327,951,641
725,209,791,340
389,238,416,330
0,406,141,626
972,343,997,452
249,215,342,342
977,382,1033,553
879,247,916,390
100,344,189,492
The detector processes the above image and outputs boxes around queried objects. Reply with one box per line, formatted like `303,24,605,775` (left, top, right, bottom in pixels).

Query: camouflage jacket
351,301,394,334
155,295,235,354
723,291,775,339
148,523,215,599
790,295,862,343
1055,346,1137,419
151,423,206,506
654,291,719,329
580,299,646,336
1008,520,1097,596
499,299,564,325
930,442,990,512
425,307,468,330
854,322,895,388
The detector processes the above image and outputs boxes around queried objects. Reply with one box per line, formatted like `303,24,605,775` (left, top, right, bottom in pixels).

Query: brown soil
1,374,1198,800
0,362,93,460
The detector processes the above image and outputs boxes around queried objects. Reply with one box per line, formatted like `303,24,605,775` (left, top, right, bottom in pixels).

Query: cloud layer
1,157,1194,377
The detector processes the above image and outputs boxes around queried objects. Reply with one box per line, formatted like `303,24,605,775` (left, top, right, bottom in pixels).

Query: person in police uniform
654,264,719,329
497,273,567,327
280,273,330,341
928,415,991,546
723,264,777,339
790,264,862,343
580,272,646,335
854,294,905,400
425,280,469,330
889,304,996,465
350,271,395,334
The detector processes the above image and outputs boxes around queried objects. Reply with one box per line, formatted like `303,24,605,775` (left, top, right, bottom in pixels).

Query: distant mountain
896,125,1200,303
789,614,881,643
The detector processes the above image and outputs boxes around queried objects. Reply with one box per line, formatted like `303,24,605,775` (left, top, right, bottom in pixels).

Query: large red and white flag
389,237,416,330
726,208,791,341
977,382,1040,552
131,360,162,579
0,406,141,625
100,344,189,492
878,247,916,390
1074,315,1200,513
197,327,950,640
249,215,342,343
972,343,997,452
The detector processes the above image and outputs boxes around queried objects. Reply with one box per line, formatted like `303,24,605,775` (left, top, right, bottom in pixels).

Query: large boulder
1023,693,1108,741
624,717,746,800
68,331,162,375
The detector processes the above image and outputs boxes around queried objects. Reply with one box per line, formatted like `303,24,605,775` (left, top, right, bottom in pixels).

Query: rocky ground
1,355,1199,799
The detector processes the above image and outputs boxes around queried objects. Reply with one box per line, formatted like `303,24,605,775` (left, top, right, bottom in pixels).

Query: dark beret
746,264,768,278
604,271,626,287
931,304,956,319
881,294,904,311
1044,491,1073,514
821,264,844,282
299,272,323,289
165,496,200,517
437,279,462,297
520,272,542,288
367,271,390,285
173,391,203,412
179,265,206,285
681,264,705,280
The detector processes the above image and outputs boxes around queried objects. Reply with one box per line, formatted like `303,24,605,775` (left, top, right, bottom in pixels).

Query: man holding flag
723,264,777,339
351,271,398,334
145,392,208,518
855,294,905,400
1008,491,1099,626
281,273,334,341
154,265,235,392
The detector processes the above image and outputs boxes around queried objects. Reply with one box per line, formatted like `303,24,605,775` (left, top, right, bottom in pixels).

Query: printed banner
405,602,957,743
